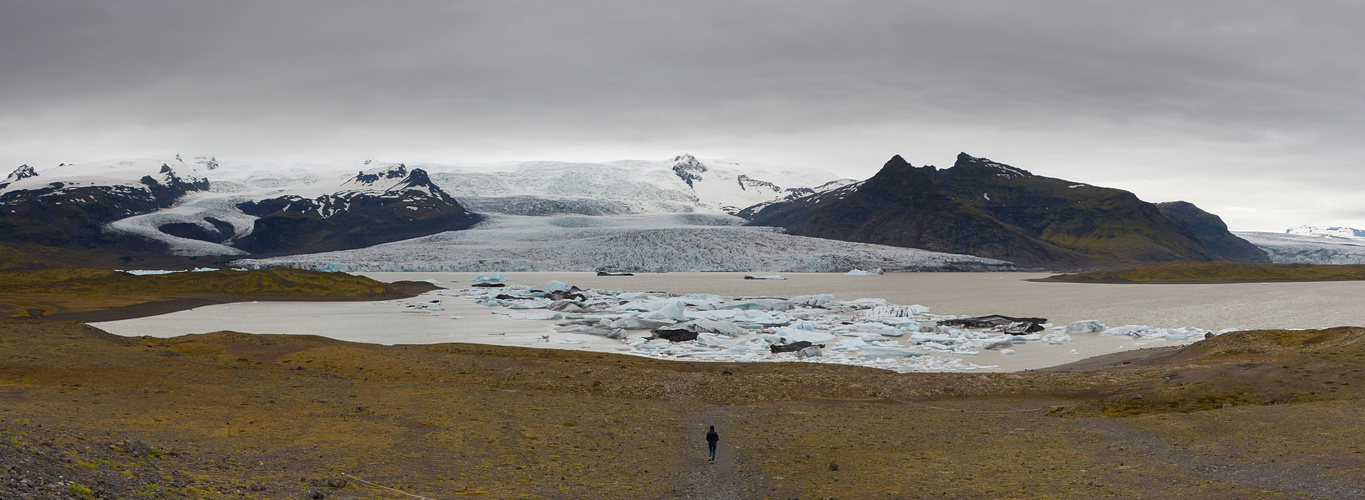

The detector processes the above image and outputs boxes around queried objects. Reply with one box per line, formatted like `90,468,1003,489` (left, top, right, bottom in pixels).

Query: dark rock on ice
651,325,700,342
940,315,1047,333
770,341,825,354
545,289,587,301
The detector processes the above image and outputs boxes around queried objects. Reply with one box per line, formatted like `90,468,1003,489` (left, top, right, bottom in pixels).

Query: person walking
706,425,719,462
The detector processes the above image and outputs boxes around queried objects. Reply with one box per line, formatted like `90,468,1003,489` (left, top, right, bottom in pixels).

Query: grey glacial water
88,271,1365,373
360,271,1365,332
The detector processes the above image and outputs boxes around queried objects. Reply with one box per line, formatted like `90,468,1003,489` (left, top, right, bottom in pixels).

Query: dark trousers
708,442,717,460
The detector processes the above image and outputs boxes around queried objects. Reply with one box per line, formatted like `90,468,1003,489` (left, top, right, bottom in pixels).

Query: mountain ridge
744,153,1266,269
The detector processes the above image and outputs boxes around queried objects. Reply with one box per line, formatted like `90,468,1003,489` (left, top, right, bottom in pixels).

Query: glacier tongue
233,214,1024,273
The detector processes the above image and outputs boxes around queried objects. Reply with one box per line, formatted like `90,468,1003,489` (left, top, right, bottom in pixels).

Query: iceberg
508,311,563,320
856,346,921,357
506,298,552,309
1064,320,1106,333
833,338,869,351
542,280,570,292
773,327,836,343
603,317,674,330
844,268,884,275
639,301,689,322
693,319,747,337
472,272,508,282
1042,331,1073,344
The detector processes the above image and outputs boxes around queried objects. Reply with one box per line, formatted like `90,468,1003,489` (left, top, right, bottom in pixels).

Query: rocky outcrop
233,168,481,255
0,165,208,248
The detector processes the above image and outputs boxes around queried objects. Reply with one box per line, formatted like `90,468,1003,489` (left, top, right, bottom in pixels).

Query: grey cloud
1,1,1363,230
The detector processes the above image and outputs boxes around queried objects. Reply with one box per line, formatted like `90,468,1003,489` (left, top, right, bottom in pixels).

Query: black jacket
706,430,719,444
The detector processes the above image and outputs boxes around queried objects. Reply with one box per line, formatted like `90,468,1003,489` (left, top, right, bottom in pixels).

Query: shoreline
86,275,1203,374
31,280,439,323
1031,277,1365,285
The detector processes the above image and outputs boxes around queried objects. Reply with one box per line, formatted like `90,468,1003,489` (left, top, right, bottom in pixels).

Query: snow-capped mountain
0,158,210,248
1285,225,1365,241
427,154,850,215
0,154,851,257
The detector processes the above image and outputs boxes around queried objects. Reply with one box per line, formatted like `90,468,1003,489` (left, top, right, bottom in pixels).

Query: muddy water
362,271,1365,332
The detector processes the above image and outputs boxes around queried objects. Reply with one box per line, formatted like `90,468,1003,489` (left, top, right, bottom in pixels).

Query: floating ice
1064,320,1106,333
507,311,563,320
857,346,921,357
437,276,1223,373
472,272,507,282
844,268,884,275
543,280,570,292
773,327,837,343
639,301,688,322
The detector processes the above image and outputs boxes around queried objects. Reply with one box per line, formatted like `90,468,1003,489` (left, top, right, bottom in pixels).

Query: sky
2,1,1363,231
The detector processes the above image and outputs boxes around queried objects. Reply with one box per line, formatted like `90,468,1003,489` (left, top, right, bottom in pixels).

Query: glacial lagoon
90,272,1365,372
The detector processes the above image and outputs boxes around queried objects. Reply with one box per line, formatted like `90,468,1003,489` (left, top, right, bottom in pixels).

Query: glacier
1236,231,1365,265
10,153,857,257
232,213,1024,273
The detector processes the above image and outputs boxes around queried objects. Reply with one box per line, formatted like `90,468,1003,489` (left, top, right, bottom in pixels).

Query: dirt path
679,405,742,499
1079,418,1365,499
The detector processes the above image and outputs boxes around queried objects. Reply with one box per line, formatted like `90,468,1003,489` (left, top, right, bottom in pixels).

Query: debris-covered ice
418,278,1224,373
844,268,884,275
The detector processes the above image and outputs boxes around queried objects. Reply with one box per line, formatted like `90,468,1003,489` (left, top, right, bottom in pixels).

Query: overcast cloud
2,1,1362,230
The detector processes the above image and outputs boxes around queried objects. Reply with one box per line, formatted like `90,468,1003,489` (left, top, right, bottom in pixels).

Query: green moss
67,484,94,498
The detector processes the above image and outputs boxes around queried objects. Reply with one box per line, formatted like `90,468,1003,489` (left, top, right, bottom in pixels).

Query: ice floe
416,278,1223,373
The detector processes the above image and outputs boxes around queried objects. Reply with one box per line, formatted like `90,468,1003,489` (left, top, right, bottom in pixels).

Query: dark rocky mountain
741,155,1091,268
0,164,209,249
233,168,481,255
743,153,1267,269
1155,201,1268,263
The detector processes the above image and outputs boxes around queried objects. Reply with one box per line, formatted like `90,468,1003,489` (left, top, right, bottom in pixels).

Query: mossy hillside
6,322,1365,498
0,268,407,318
0,242,130,271
1051,327,1365,417
1044,261,1365,283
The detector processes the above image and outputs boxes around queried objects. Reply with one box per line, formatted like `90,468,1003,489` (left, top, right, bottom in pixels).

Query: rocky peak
952,153,1032,180
0,164,37,191
863,155,940,193
139,163,209,199
388,168,433,191
383,168,460,204
671,154,708,188
349,163,409,186
3,164,38,184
